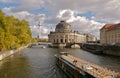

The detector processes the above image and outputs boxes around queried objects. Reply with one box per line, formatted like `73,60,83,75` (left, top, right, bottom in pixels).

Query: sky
0,0,120,39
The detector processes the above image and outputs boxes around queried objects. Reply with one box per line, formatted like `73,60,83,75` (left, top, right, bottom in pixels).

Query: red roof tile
100,23,120,31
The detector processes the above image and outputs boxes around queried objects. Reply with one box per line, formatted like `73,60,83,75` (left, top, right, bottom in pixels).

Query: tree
0,10,32,51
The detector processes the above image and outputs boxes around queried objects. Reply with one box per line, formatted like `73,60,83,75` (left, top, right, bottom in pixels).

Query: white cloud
43,0,120,23
31,9,104,38
2,7,12,14
57,9,76,22
2,7,45,25
2,7,48,38
1,0,120,38
56,9,104,38
30,25,50,38
2,0,120,22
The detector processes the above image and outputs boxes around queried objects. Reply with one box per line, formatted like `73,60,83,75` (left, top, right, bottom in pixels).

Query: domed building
48,21,86,48
55,20,72,33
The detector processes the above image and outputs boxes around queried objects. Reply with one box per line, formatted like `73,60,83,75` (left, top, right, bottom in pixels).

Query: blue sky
29,7,49,15
76,11,95,20
0,2,20,9
0,0,120,38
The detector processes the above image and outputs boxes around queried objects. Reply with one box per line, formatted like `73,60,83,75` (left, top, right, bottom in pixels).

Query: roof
56,20,71,29
55,20,72,32
100,23,120,31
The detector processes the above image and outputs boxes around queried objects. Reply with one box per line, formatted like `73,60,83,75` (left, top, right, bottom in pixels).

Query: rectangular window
57,39,58,43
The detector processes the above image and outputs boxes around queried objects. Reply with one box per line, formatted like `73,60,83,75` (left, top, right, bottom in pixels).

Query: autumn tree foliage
0,10,32,51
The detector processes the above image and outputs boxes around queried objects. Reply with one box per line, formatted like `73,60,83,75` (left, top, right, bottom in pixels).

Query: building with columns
48,21,86,47
100,23,120,45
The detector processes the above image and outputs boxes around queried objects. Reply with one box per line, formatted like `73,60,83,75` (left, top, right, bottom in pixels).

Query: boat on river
55,52,95,78
55,52,120,78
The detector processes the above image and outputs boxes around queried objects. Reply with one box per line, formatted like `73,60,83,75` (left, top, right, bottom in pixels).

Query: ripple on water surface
0,46,120,78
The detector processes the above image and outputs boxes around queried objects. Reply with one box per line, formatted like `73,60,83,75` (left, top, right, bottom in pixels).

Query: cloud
56,9,104,38
43,0,120,23
2,0,120,22
57,9,75,22
2,7,48,38
0,0,12,3
0,0,45,12
30,25,50,38
1,0,120,38
2,7,45,25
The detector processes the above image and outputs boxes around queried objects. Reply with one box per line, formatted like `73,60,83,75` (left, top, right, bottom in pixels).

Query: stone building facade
48,21,86,47
100,23,120,44
84,33,97,42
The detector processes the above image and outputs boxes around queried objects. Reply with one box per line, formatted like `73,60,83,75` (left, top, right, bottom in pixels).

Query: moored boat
55,52,95,78
55,52,120,78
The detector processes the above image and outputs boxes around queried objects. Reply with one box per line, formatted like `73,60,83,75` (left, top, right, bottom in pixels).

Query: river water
0,45,120,78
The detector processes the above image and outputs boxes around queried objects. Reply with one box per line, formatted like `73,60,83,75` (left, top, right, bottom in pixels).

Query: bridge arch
71,44,81,49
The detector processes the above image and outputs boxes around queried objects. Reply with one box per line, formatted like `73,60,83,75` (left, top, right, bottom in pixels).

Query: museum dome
55,20,72,32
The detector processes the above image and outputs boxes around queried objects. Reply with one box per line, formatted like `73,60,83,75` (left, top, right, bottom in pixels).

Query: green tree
0,10,32,51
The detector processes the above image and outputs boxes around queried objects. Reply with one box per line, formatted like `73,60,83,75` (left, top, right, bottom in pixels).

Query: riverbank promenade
61,55,120,78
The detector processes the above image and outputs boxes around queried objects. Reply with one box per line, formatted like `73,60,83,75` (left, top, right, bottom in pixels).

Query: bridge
66,43,82,48
38,42,52,45
28,42,51,48
61,55,120,78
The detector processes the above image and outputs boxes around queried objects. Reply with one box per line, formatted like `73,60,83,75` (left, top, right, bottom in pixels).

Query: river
0,45,120,78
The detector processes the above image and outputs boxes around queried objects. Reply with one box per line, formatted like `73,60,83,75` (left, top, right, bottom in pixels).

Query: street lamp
74,31,76,48
74,31,75,43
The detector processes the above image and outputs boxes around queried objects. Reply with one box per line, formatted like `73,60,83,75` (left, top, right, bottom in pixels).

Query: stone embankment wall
81,43,103,54
81,43,120,56
103,45,120,56
0,44,29,61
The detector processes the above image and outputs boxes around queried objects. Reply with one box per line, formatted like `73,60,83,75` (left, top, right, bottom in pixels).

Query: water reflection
0,48,67,78
0,53,31,78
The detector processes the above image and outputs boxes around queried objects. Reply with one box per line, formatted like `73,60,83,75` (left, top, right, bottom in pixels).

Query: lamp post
73,31,76,48
74,31,75,43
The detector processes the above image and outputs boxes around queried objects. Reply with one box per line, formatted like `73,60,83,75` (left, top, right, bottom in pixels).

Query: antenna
38,21,42,39
38,21,41,27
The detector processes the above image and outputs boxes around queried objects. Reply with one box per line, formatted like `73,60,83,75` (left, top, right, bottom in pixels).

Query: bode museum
48,20,96,48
